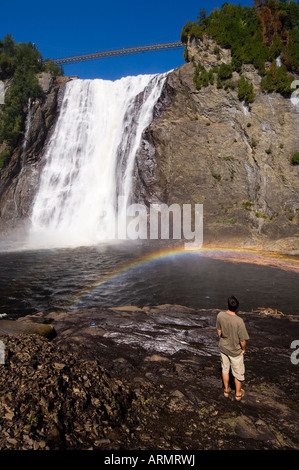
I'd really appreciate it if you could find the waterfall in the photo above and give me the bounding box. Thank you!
[28,73,167,249]
[23,97,32,151]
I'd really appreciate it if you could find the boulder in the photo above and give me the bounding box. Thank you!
[0,319,56,339]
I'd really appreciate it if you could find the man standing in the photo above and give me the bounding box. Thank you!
[216,296,249,401]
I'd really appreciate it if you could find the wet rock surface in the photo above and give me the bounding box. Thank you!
[1,304,299,450]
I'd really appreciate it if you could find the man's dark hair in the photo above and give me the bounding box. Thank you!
[228,295,239,312]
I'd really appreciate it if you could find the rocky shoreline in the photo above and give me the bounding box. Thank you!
[0,304,299,451]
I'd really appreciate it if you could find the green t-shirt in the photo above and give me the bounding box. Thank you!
[216,310,249,357]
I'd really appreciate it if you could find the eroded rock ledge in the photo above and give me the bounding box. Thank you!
[0,304,299,450]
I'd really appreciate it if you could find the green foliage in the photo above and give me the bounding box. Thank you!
[208,69,214,85]
[0,34,43,80]
[223,79,237,91]
[212,172,221,182]
[181,4,262,57]
[0,38,45,159]
[261,62,293,94]
[0,148,11,168]
[193,65,210,89]
[43,60,63,77]
[242,35,269,74]
[291,151,299,165]
[0,34,17,78]
[255,212,268,219]
[198,9,208,27]
[242,201,254,211]
[0,34,64,168]
[218,63,233,80]
[287,29,299,71]
[193,65,217,90]
[217,75,223,89]
[238,75,255,103]
[183,46,189,63]
[181,1,299,92]
[181,20,203,42]
[0,68,45,148]
[268,34,284,61]
[199,68,210,87]
[231,47,245,73]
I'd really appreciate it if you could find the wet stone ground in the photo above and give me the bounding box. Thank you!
[1,304,299,450]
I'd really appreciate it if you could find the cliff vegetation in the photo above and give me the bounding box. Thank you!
[135,1,299,252]
[0,34,63,169]
[181,0,299,96]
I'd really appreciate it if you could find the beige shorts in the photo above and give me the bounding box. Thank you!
[220,352,245,382]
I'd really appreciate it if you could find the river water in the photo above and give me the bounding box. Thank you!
[0,242,298,319]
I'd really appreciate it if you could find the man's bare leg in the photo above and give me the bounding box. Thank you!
[222,372,230,396]
[235,377,245,400]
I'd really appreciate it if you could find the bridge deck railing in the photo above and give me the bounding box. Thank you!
[50,42,184,65]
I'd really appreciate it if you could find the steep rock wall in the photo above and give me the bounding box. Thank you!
[134,40,299,253]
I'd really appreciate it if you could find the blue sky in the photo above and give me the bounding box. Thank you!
[1,0,253,80]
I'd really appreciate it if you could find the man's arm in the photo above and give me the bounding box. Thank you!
[217,329,222,338]
[240,340,246,354]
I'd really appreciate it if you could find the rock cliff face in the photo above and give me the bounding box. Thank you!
[0,73,71,237]
[134,36,299,253]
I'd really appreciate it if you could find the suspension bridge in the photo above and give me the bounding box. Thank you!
[52,41,184,65]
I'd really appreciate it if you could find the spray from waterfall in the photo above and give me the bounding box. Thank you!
[28,73,167,249]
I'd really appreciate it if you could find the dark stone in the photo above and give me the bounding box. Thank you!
[0,319,56,339]
[1,305,297,450]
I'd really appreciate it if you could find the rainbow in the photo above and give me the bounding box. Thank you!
[68,245,299,310]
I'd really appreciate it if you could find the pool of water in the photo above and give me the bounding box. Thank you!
[0,243,298,319]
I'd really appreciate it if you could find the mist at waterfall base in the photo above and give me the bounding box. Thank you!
[1,73,299,319]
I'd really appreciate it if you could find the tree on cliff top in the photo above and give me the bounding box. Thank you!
[0,35,64,169]
[181,1,299,76]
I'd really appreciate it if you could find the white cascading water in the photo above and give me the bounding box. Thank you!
[23,97,32,151]
[28,73,167,248]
